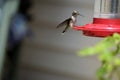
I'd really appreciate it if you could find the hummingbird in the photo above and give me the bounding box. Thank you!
[57,10,82,34]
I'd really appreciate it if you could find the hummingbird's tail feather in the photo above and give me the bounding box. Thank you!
[62,30,66,34]
[62,26,69,34]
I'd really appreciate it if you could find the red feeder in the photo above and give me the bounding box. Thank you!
[73,0,120,37]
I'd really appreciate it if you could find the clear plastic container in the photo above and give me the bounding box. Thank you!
[94,0,120,18]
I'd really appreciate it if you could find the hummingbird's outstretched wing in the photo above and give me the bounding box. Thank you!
[56,18,71,28]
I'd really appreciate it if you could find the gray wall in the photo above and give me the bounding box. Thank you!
[17,0,103,80]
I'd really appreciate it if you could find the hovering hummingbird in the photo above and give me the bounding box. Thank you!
[57,10,82,34]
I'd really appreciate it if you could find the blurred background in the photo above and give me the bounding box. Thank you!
[0,0,104,80]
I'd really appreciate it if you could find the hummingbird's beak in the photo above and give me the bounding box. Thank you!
[78,13,84,17]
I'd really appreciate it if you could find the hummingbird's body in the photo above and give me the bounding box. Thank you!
[57,11,80,34]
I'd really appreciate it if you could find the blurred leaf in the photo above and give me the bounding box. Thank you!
[96,37,115,50]
[107,64,113,72]
[78,33,120,80]
[114,58,120,66]
[116,44,120,53]
[99,52,113,62]
[78,33,120,57]
[113,33,120,40]
[78,47,98,56]
[112,33,120,46]
[97,66,107,79]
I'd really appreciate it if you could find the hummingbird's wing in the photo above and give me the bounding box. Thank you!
[56,18,71,28]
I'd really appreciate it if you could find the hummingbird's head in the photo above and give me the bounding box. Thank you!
[72,10,80,17]
[72,10,84,17]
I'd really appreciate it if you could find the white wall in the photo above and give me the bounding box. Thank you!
[17,0,103,80]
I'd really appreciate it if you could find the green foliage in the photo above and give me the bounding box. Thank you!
[78,33,120,80]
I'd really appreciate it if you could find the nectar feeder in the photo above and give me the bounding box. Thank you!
[73,0,120,37]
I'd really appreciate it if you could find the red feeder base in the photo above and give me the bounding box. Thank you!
[73,18,120,37]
